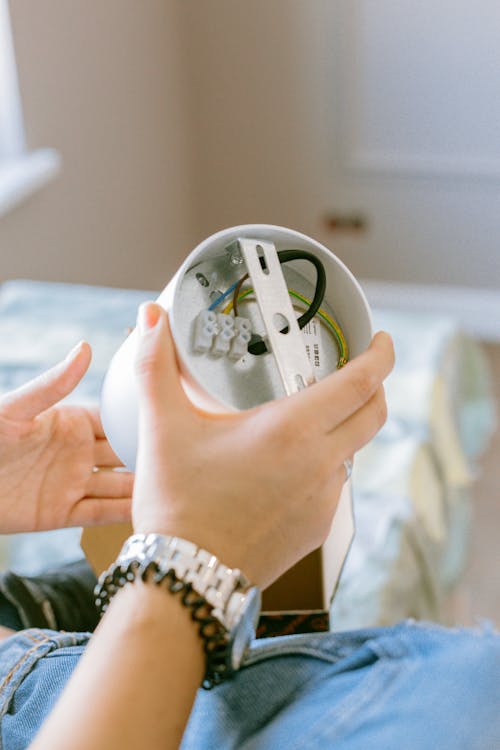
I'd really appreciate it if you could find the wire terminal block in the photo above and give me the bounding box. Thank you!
[193,309,217,353]
[229,316,252,360]
[212,313,236,356]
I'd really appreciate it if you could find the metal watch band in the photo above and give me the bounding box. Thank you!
[94,533,259,689]
[115,533,252,630]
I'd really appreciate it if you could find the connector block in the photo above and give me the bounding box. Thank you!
[229,317,252,360]
[234,317,251,335]
[193,311,252,361]
[212,314,235,355]
[193,309,217,352]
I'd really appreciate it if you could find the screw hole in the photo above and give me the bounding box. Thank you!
[273,313,289,334]
[295,374,306,391]
[257,245,270,275]
[195,272,209,287]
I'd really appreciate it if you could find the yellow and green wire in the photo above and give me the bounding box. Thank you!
[222,287,349,368]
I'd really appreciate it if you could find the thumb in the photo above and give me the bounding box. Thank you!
[134,303,187,429]
[0,341,92,421]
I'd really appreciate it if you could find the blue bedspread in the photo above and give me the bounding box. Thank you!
[0,280,496,627]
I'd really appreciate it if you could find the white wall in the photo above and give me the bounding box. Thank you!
[178,1,500,290]
[178,1,327,243]
[2,1,499,292]
[0,0,197,289]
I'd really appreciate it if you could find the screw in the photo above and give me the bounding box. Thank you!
[225,241,244,266]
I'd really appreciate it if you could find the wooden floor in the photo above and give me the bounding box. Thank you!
[461,343,500,626]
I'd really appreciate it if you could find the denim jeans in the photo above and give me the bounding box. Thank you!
[0,622,498,750]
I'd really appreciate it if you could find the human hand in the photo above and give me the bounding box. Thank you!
[132,304,394,588]
[0,342,133,534]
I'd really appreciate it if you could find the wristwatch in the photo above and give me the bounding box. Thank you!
[95,533,261,685]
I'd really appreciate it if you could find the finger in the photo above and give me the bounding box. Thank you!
[68,497,132,527]
[94,439,125,468]
[134,303,190,429]
[286,331,394,433]
[85,469,134,499]
[0,342,92,421]
[326,386,388,464]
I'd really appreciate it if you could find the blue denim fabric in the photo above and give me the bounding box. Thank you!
[0,622,498,750]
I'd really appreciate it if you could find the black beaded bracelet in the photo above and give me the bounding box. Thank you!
[94,559,231,690]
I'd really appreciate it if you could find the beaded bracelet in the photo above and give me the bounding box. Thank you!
[94,558,231,689]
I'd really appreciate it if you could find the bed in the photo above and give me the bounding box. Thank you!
[0,280,495,628]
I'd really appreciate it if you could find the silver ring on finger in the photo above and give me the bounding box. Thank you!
[343,458,353,483]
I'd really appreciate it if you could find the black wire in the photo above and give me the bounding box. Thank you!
[248,249,327,355]
[277,250,326,328]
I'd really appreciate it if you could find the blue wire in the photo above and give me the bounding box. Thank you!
[208,281,240,311]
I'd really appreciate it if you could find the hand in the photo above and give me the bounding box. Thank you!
[132,303,394,588]
[0,342,133,534]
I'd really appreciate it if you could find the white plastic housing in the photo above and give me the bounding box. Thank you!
[101,224,373,473]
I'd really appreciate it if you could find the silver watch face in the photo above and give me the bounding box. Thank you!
[230,587,261,670]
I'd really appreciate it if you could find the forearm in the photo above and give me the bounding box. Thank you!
[30,581,204,750]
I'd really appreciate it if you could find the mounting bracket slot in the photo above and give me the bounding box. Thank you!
[238,238,315,395]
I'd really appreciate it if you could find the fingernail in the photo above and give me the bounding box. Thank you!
[138,303,161,334]
[65,341,84,362]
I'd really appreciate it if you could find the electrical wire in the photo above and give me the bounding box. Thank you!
[288,289,348,367]
[223,287,349,368]
[207,248,346,361]
[209,250,326,328]
[233,249,326,354]
[276,250,326,331]
[208,280,240,311]
[232,274,249,317]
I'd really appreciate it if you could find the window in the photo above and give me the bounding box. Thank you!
[0,0,25,161]
[0,0,60,215]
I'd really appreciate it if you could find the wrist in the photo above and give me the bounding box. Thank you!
[133,516,258,585]
[105,578,204,664]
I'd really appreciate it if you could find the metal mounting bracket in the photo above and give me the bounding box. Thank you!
[238,237,315,395]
